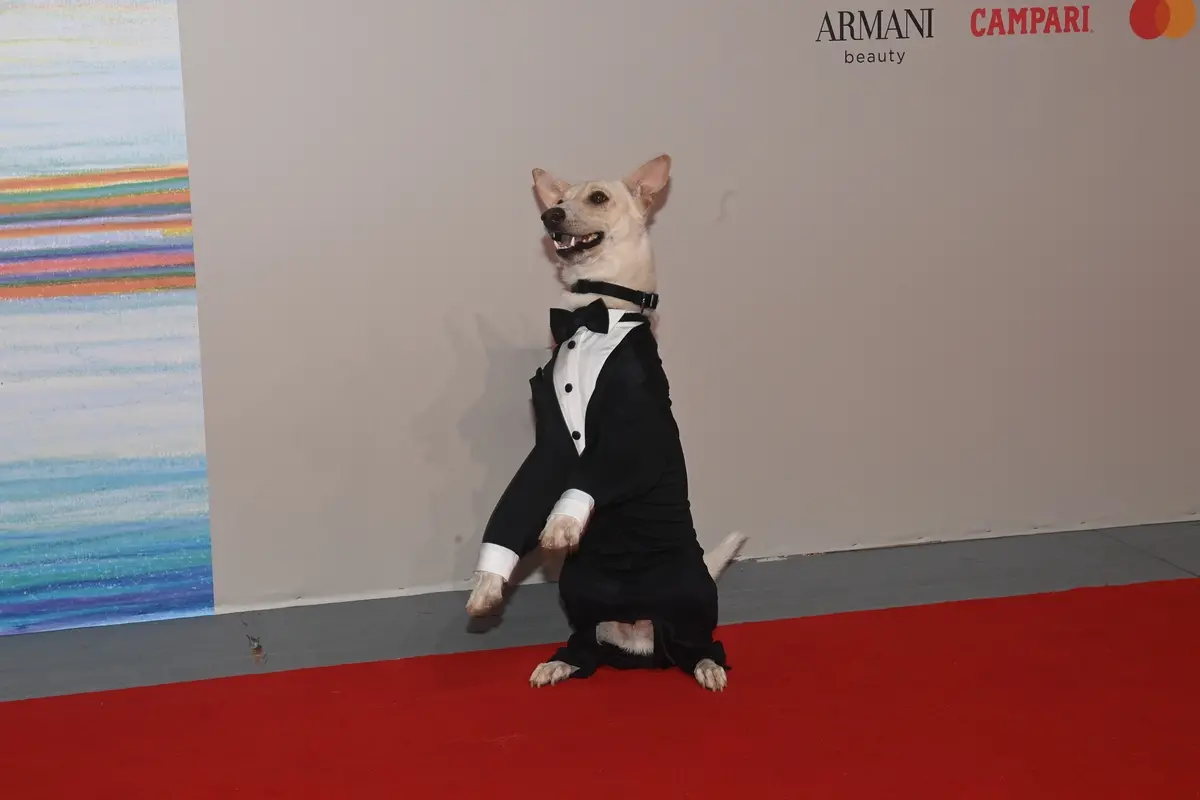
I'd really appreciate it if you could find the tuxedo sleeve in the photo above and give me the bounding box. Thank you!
[477,443,568,580]
[562,366,669,513]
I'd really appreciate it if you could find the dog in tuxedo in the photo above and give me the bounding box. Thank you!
[465,154,746,692]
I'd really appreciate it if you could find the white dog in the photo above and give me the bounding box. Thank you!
[467,155,746,692]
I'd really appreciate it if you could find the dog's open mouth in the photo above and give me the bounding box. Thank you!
[550,231,604,255]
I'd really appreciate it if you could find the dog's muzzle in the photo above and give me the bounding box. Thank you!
[541,207,604,256]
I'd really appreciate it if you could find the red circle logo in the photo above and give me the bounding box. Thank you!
[1130,0,1196,39]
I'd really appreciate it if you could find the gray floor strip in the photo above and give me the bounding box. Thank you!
[1,522,1196,703]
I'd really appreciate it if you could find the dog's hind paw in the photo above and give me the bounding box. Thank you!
[465,571,505,617]
[693,659,728,692]
[529,660,578,688]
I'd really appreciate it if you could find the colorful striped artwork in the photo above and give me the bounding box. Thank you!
[0,0,212,635]
[0,166,195,299]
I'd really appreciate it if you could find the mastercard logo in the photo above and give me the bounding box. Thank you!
[1130,0,1196,39]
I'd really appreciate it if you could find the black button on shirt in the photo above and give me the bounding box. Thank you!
[572,431,581,440]
[564,383,573,393]
[567,341,576,349]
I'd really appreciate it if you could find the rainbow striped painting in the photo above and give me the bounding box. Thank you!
[0,166,195,298]
[0,0,212,635]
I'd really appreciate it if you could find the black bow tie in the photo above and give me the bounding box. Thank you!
[550,299,610,345]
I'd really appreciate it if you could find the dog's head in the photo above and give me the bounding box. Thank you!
[531,155,671,299]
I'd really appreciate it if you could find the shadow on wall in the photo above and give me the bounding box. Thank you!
[409,315,555,595]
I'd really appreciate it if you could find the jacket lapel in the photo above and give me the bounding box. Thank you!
[582,326,638,435]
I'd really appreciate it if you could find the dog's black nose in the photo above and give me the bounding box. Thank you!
[541,207,566,228]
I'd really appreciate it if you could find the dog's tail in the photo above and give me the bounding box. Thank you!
[703,531,748,580]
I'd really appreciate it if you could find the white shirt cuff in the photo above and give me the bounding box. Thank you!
[475,543,518,582]
[549,488,595,528]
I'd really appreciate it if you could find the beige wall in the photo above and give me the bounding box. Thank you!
[178,0,1200,612]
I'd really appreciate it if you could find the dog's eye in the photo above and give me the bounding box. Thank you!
[588,191,609,205]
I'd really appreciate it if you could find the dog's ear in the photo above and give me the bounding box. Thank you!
[622,154,672,210]
[532,169,570,209]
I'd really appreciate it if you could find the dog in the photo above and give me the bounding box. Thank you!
[466,154,745,692]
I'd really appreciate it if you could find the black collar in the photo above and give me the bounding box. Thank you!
[569,279,659,311]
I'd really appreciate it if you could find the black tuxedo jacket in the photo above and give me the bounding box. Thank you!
[480,323,700,569]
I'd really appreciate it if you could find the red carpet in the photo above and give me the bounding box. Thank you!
[2,580,1197,799]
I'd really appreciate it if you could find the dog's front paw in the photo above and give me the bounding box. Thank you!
[693,658,728,692]
[465,571,505,617]
[538,514,582,552]
[529,660,578,688]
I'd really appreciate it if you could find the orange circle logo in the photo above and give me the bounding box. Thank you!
[1130,0,1196,39]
